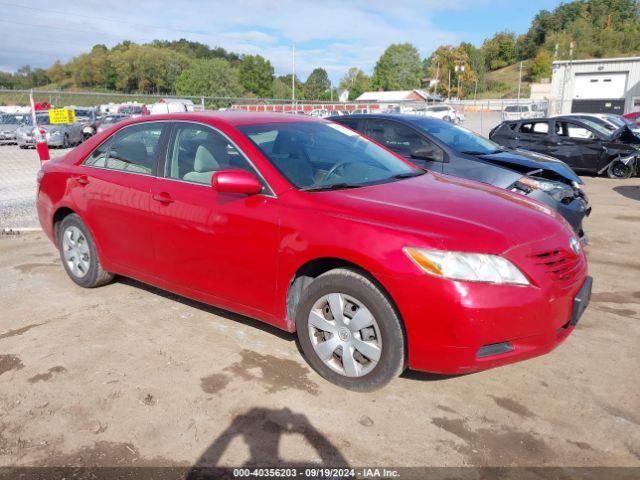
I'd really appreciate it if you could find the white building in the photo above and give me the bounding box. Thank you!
[550,56,640,115]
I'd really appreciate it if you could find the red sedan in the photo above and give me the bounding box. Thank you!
[36,113,591,391]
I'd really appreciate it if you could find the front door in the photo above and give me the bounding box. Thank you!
[150,122,280,317]
[549,120,604,172]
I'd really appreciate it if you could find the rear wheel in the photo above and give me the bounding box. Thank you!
[607,160,632,179]
[58,214,114,288]
[295,268,405,391]
[443,115,452,122]
[62,134,70,149]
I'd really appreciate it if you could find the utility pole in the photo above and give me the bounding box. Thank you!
[517,61,523,106]
[292,45,296,110]
[474,78,478,105]
[447,70,451,101]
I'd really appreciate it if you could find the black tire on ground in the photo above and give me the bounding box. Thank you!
[58,213,114,288]
[19,145,26,149]
[63,134,70,149]
[443,115,452,122]
[606,160,633,179]
[295,268,406,391]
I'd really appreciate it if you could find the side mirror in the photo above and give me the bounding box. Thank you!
[411,146,444,162]
[211,169,262,195]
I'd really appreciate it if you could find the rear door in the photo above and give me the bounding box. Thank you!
[78,121,168,273]
[514,120,555,152]
[150,121,280,316]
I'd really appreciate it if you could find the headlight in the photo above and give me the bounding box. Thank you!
[403,247,530,285]
[514,176,575,202]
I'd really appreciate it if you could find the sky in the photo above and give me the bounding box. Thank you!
[0,0,564,83]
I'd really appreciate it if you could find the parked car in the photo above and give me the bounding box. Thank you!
[117,103,149,117]
[69,107,100,139]
[418,105,465,124]
[0,113,30,144]
[16,112,84,148]
[501,104,545,121]
[561,113,640,136]
[96,114,131,134]
[623,111,640,126]
[490,116,640,178]
[330,114,590,241]
[37,112,591,391]
[309,109,329,118]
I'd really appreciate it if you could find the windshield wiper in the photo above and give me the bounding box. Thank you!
[392,170,425,179]
[300,182,363,192]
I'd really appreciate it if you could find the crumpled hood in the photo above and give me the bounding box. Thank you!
[314,173,570,254]
[477,149,582,185]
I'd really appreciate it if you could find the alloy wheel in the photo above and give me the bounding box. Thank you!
[62,226,90,278]
[308,292,382,378]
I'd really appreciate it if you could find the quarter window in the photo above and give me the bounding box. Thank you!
[556,122,594,140]
[84,123,163,174]
[166,123,257,185]
[520,122,549,134]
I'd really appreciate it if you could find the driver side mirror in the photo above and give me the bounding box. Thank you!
[411,146,444,162]
[211,169,262,195]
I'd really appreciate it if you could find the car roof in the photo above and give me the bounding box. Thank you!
[109,111,325,129]
[328,113,449,126]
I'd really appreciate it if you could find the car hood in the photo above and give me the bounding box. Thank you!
[0,123,19,132]
[312,173,570,254]
[476,149,583,185]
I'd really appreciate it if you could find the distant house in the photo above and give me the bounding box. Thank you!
[355,89,438,103]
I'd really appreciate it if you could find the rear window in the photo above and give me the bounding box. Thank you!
[504,106,528,112]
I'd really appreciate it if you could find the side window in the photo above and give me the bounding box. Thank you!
[520,122,549,134]
[84,123,163,174]
[557,122,594,140]
[166,123,257,185]
[334,118,360,130]
[365,120,436,158]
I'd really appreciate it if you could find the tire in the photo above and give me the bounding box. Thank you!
[606,160,633,179]
[443,115,452,123]
[295,268,405,391]
[58,214,114,288]
[62,134,70,149]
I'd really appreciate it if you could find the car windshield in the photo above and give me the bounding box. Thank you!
[577,118,614,139]
[238,121,421,190]
[414,119,502,155]
[0,114,28,124]
[103,115,125,124]
[119,106,142,114]
[505,106,527,112]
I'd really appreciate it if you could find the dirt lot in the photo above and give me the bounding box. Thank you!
[0,177,639,472]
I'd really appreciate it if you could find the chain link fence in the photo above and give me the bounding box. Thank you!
[0,89,551,230]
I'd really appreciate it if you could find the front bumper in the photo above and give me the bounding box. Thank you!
[380,232,589,374]
[0,132,17,143]
[528,190,591,241]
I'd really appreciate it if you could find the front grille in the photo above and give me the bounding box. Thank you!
[530,249,584,286]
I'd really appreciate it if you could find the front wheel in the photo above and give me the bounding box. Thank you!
[295,268,405,391]
[58,214,114,288]
[607,160,632,179]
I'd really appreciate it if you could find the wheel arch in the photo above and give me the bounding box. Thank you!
[284,256,405,340]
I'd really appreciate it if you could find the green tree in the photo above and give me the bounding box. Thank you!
[372,43,422,90]
[46,61,67,85]
[304,68,331,100]
[339,67,370,100]
[175,58,244,97]
[481,32,517,70]
[239,55,274,97]
[529,50,553,81]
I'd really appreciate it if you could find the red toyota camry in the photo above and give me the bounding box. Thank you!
[36,112,592,391]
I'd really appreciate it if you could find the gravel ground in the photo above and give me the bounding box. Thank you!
[0,177,639,473]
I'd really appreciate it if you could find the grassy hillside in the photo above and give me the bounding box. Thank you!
[477,61,532,99]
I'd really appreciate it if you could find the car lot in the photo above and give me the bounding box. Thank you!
[0,175,639,468]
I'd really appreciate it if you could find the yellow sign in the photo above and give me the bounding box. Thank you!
[48,108,76,124]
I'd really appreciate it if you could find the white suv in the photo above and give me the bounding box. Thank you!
[502,104,545,121]
[418,105,465,123]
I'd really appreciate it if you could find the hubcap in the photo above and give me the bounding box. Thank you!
[308,293,382,378]
[62,226,90,278]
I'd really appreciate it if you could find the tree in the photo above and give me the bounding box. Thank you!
[481,32,517,70]
[339,68,370,100]
[529,50,553,81]
[239,55,274,97]
[371,43,422,90]
[46,61,67,85]
[304,68,330,100]
[175,58,244,97]
[426,45,475,98]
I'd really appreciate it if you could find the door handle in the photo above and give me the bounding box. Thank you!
[74,175,89,186]
[152,192,174,204]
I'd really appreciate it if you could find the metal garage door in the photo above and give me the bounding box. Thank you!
[571,99,626,114]
[573,72,628,99]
